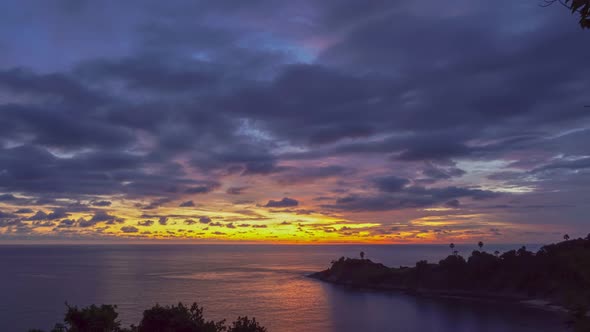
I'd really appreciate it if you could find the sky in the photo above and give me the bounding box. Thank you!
[0,0,589,244]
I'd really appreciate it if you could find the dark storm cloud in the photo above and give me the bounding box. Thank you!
[0,103,134,150]
[27,209,68,221]
[190,144,287,176]
[91,200,112,207]
[89,211,123,224]
[226,187,248,195]
[445,199,461,208]
[137,198,173,210]
[185,182,219,194]
[121,226,139,233]
[0,0,588,239]
[89,211,114,222]
[158,217,168,225]
[373,176,410,193]
[219,63,393,146]
[76,56,218,93]
[0,67,107,107]
[138,220,155,227]
[32,220,55,227]
[78,218,97,228]
[0,194,17,201]
[0,145,215,198]
[264,197,299,208]
[58,219,76,227]
[532,157,590,173]
[179,200,195,207]
[63,202,94,213]
[422,163,466,180]
[0,218,25,227]
[275,166,354,184]
[184,219,197,225]
[47,209,69,220]
[0,210,18,220]
[327,185,499,212]
[317,4,590,132]
[26,211,48,221]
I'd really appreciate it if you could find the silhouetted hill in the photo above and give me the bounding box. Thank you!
[310,236,590,307]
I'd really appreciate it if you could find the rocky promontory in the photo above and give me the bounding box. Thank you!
[310,236,590,308]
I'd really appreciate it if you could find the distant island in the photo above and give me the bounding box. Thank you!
[310,235,590,331]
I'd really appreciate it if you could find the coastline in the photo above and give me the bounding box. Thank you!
[308,272,569,313]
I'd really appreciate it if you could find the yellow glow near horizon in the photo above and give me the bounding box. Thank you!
[0,193,568,244]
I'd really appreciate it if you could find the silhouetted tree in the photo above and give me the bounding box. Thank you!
[439,254,467,270]
[32,302,267,332]
[228,317,267,332]
[138,302,223,332]
[564,234,571,241]
[312,235,590,332]
[62,304,121,332]
[566,295,590,332]
[449,243,455,255]
[544,0,590,28]
[517,246,533,258]
[360,251,365,260]
[415,260,430,278]
[477,241,484,251]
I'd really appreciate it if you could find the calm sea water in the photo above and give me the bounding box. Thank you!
[0,244,567,332]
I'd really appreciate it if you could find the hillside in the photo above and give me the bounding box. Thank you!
[311,236,590,312]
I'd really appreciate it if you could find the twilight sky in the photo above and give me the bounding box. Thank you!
[0,0,589,243]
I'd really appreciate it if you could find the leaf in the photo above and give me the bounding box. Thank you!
[572,0,586,13]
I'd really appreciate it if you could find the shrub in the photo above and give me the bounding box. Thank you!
[31,302,267,332]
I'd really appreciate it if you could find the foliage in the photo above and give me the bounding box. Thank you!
[545,0,590,28]
[62,304,121,332]
[567,0,590,27]
[315,235,590,330]
[477,241,484,250]
[138,302,224,332]
[566,292,590,332]
[31,302,266,332]
[227,317,267,332]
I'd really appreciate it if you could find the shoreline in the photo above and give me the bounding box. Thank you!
[307,272,569,315]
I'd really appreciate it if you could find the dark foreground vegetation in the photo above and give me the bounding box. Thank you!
[545,0,590,28]
[29,302,266,332]
[311,235,590,331]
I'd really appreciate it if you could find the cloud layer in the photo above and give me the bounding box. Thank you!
[0,0,589,243]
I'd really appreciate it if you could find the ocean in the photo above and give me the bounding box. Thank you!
[0,244,567,332]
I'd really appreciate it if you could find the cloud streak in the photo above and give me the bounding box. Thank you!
[0,0,588,243]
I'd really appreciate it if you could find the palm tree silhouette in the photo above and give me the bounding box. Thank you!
[449,243,455,255]
[360,251,365,260]
[564,234,570,241]
[478,241,484,251]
